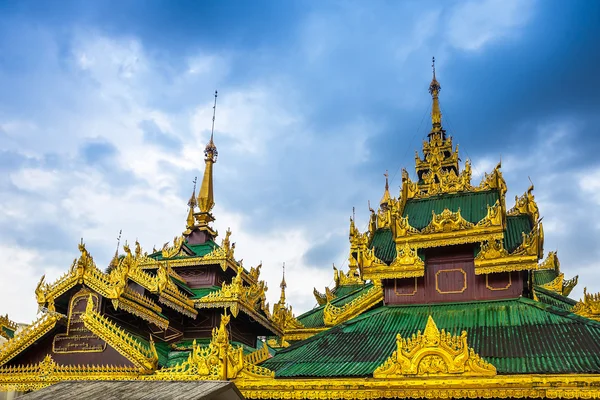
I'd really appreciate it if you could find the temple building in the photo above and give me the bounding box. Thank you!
[2,66,600,399]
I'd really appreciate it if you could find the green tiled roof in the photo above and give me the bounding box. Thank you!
[262,298,600,377]
[333,284,364,298]
[403,190,500,229]
[534,286,577,311]
[370,229,396,263]
[150,240,218,261]
[505,215,532,252]
[297,284,373,328]
[533,268,558,286]
[190,285,221,300]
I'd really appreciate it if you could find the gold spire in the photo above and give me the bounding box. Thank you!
[107,230,122,272]
[195,91,219,236]
[380,170,391,206]
[279,263,287,305]
[185,177,197,232]
[197,91,218,213]
[429,56,442,133]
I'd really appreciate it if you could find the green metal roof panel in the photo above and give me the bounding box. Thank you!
[534,286,577,311]
[333,284,364,298]
[403,190,500,229]
[185,240,218,257]
[533,269,558,286]
[370,229,396,263]
[190,285,221,300]
[262,298,600,377]
[297,284,373,328]
[505,215,532,252]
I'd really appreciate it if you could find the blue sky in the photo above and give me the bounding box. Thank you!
[0,0,599,321]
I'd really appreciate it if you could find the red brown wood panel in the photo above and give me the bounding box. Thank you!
[385,245,524,304]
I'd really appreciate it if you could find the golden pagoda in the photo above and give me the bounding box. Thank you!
[2,66,600,399]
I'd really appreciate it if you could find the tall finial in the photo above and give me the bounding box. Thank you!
[279,263,287,304]
[429,56,442,134]
[210,90,218,143]
[352,206,356,221]
[380,170,391,206]
[185,177,198,232]
[198,91,219,216]
[107,229,122,272]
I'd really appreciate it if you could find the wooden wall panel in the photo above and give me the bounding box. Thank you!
[385,245,524,305]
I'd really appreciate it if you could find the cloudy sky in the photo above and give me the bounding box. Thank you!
[0,0,599,323]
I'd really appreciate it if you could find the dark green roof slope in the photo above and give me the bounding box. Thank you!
[262,298,600,377]
[403,190,499,229]
[534,286,577,311]
[505,215,532,252]
[190,285,221,300]
[333,284,364,298]
[150,240,218,261]
[533,268,558,286]
[297,284,373,328]
[370,229,396,263]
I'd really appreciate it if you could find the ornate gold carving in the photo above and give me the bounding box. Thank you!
[0,354,140,393]
[323,284,383,327]
[197,267,277,335]
[154,314,274,381]
[161,236,185,259]
[334,263,363,287]
[540,273,565,293]
[573,288,600,321]
[0,315,17,340]
[80,295,158,373]
[235,375,600,400]
[435,269,467,294]
[390,243,425,278]
[474,227,544,275]
[422,208,474,234]
[244,342,271,365]
[373,316,496,378]
[508,183,539,223]
[0,312,63,367]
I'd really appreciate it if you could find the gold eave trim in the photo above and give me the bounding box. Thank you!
[195,300,283,337]
[81,301,158,373]
[474,256,539,275]
[362,266,424,280]
[396,229,503,250]
[0,313,63,367]
[234,374,600,400]
[323,286,383,327]
[283,327,328,342]
[115,297,169,331]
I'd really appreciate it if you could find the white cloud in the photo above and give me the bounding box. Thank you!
[447,0,536,51]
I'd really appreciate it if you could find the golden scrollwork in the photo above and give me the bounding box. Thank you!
[572,288,600,321]
[323,284,383,326]
[373,316,496,378]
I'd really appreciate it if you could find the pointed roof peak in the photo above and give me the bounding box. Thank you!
[380,170,391,206]
[428,57,442,134]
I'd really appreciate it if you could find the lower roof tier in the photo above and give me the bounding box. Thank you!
[262,297,600,377]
